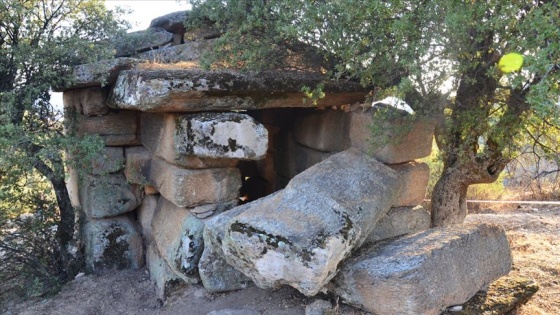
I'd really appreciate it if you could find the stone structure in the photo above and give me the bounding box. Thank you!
[61,11,512,314]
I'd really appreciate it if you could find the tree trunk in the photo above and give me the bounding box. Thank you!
[430,168,469,227]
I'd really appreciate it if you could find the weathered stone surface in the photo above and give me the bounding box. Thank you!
[124,146,152,185]
[141,113,239,168]
[87,147,124,175]
[275,132,334,179]
[75,111,140,146]
[199,204,253,293]
[176,112,268,160]
[83,215,144,273]
[67,168,81,208]
[115,28,173,57]
[138,194,159,244]
[149,11,188,33]
[293,110,350,152]
[63,87,110,116]
[350,107,435,164]
[109,69,369,112]
[333,223,512,315]
[206,310,259,315]
[221,149,403,296]
[146,243,186,300]
[152,197,205,283]
[80,173,143,219]
[137,40,213,63]
[441,275,539,315]
[388,161,430,207]
[59,58,141,90]
[305,300,334,315]
[149,157,241,208]
[189,200,238,220]
[364,206,431,245]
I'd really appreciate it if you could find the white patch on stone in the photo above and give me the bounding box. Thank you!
[180,234,195,270]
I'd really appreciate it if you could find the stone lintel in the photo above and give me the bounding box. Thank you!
[108,69,369,112]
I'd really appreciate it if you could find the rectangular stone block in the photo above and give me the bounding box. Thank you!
[83,215,144,273]
[333,223,512,315]
[388,161,430,207]
[138,194,159,245]
[151,197,204,283]
[275,131,334,179]
[364,206,431,245]
[146,243,186,300]
[75,111,140,146]
[141,113,239,169]
[124,146,152,185]
[176,112,268,160]
[293,109,351,152]
[350,107,435,164]
[63,87,110,117]
[79,173,143,219]
[149,157,241,208]
[87,147,124,175]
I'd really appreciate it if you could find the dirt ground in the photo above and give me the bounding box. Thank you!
[4,205,559,315]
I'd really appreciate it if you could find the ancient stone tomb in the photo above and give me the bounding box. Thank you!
[63,11,512,315]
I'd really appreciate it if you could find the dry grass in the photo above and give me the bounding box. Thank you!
[137,61,202,70]
[466,205,560,315]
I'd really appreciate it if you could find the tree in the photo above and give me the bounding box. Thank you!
[0,0,127,293]
[186,0,560,226]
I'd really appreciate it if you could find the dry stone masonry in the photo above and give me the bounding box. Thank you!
[62,11,513,314]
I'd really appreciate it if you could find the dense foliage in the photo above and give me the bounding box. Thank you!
[187,0,560,225]
[0,0,127,302]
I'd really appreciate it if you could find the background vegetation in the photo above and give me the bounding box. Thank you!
[0,0,127,304]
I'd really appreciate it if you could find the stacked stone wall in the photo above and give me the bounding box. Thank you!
[60,10,513,313]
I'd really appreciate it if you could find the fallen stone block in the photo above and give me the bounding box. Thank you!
[350,107,435,164]
[199,202,256,293]
[63,87,110,116]
[332,223,512,315]
[388,161,430,207]
[80,173,143,219]
[293,109,351,152]
[364,205,431,245]
[146,243,186,300]
[83,215,144,273]
[222,149,403,296]
[152,197,205,283]
[124,146,152,185]
[149,157,240,208]
[141,113,240,169]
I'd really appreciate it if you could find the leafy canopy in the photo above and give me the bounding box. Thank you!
[187,0,559,167]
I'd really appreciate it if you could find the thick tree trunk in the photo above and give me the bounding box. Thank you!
[430,170,469,227]
[431,158,508,227]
